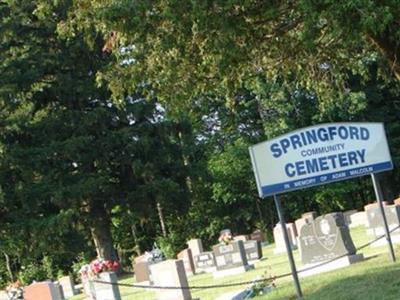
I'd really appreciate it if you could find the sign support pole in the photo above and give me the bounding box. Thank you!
[273,194,303,298]
[371,173,396,262]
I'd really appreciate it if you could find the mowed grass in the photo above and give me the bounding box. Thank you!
[71,226,400,300]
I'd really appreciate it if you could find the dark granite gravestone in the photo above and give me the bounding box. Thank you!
[177,248,195,276]
[212,240,253,278]
[299,213,357,264]
[243,240,262,261]
[250,230,266,243]
[193,252,216,273]
[298,212,364,276]
[134,261,151,283]
[212,241,248,271]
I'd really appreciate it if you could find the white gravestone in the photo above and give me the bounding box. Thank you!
[150,260,192,300]
[58,276,77,299]
[187,239,204,257]
[92,272,121,300]
[273,223,297,254]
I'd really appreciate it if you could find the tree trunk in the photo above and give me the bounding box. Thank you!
[367,33,400,81]
[89,203,118,261]
[156,201,167,237]
[3,252,14,282]
[131,224,142,256]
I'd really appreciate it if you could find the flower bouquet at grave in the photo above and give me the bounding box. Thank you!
[89,258,120,277]
[218,231,233,245]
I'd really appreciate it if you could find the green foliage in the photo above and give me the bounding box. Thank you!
[18,256,56,285]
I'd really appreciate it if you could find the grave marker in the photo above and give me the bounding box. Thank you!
[150,260,192,300]
[298,213,363,276]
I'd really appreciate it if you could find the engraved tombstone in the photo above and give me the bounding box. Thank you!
[298,213,363,276]
[177,248,195,276]
[212,240,253,278]
[250,230,266,243]
[243,240,262,262]
[150,260,192,300]
[193,252,216,273]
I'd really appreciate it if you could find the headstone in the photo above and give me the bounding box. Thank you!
[349,211,367,228]
[0,291,7,300]
[298,213,363,277]
[243,240,262,262]
[0,291,8,300]
[343,210,357,226]
[92,272,121,300]
[233,235,249,242]
[81,276,94,299]
[53,282,65,300]
[212,240,253,278]
[365,201,389,234]
[394,197,400,206]
[302,211,317,220]
[134,254,148,264]
[24,282,61,300]
[273,223,297,254]
[295,212,317,242]
[58,275,77,298]
[187,239,203,257]
[366,204,400,246]
[134,261,151,283]
[250,230,266,243]
[150,259,192,300]
[177,248,195,276]
[193,252,216,273]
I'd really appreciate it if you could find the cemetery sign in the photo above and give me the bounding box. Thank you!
[249,122,393,198]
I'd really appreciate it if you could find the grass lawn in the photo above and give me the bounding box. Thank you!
[71,226,400,300]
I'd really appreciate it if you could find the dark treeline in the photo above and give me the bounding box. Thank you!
[0,1,399,287]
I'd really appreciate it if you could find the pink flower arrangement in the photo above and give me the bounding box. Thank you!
[90,258,120,275]
[79,258,120,279]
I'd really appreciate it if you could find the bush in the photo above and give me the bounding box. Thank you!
[156,232,185,259]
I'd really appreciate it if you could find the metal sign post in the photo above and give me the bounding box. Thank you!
[274,194,303,298]
[371,173,396,262]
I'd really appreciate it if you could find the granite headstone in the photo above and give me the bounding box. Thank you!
[177,248,195,276]
[299,213,357,264]
[193,252,216,273]
[243,240,262,261]
[150,259,192,300]
[24,282,61,300]
[58,275,77,299]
